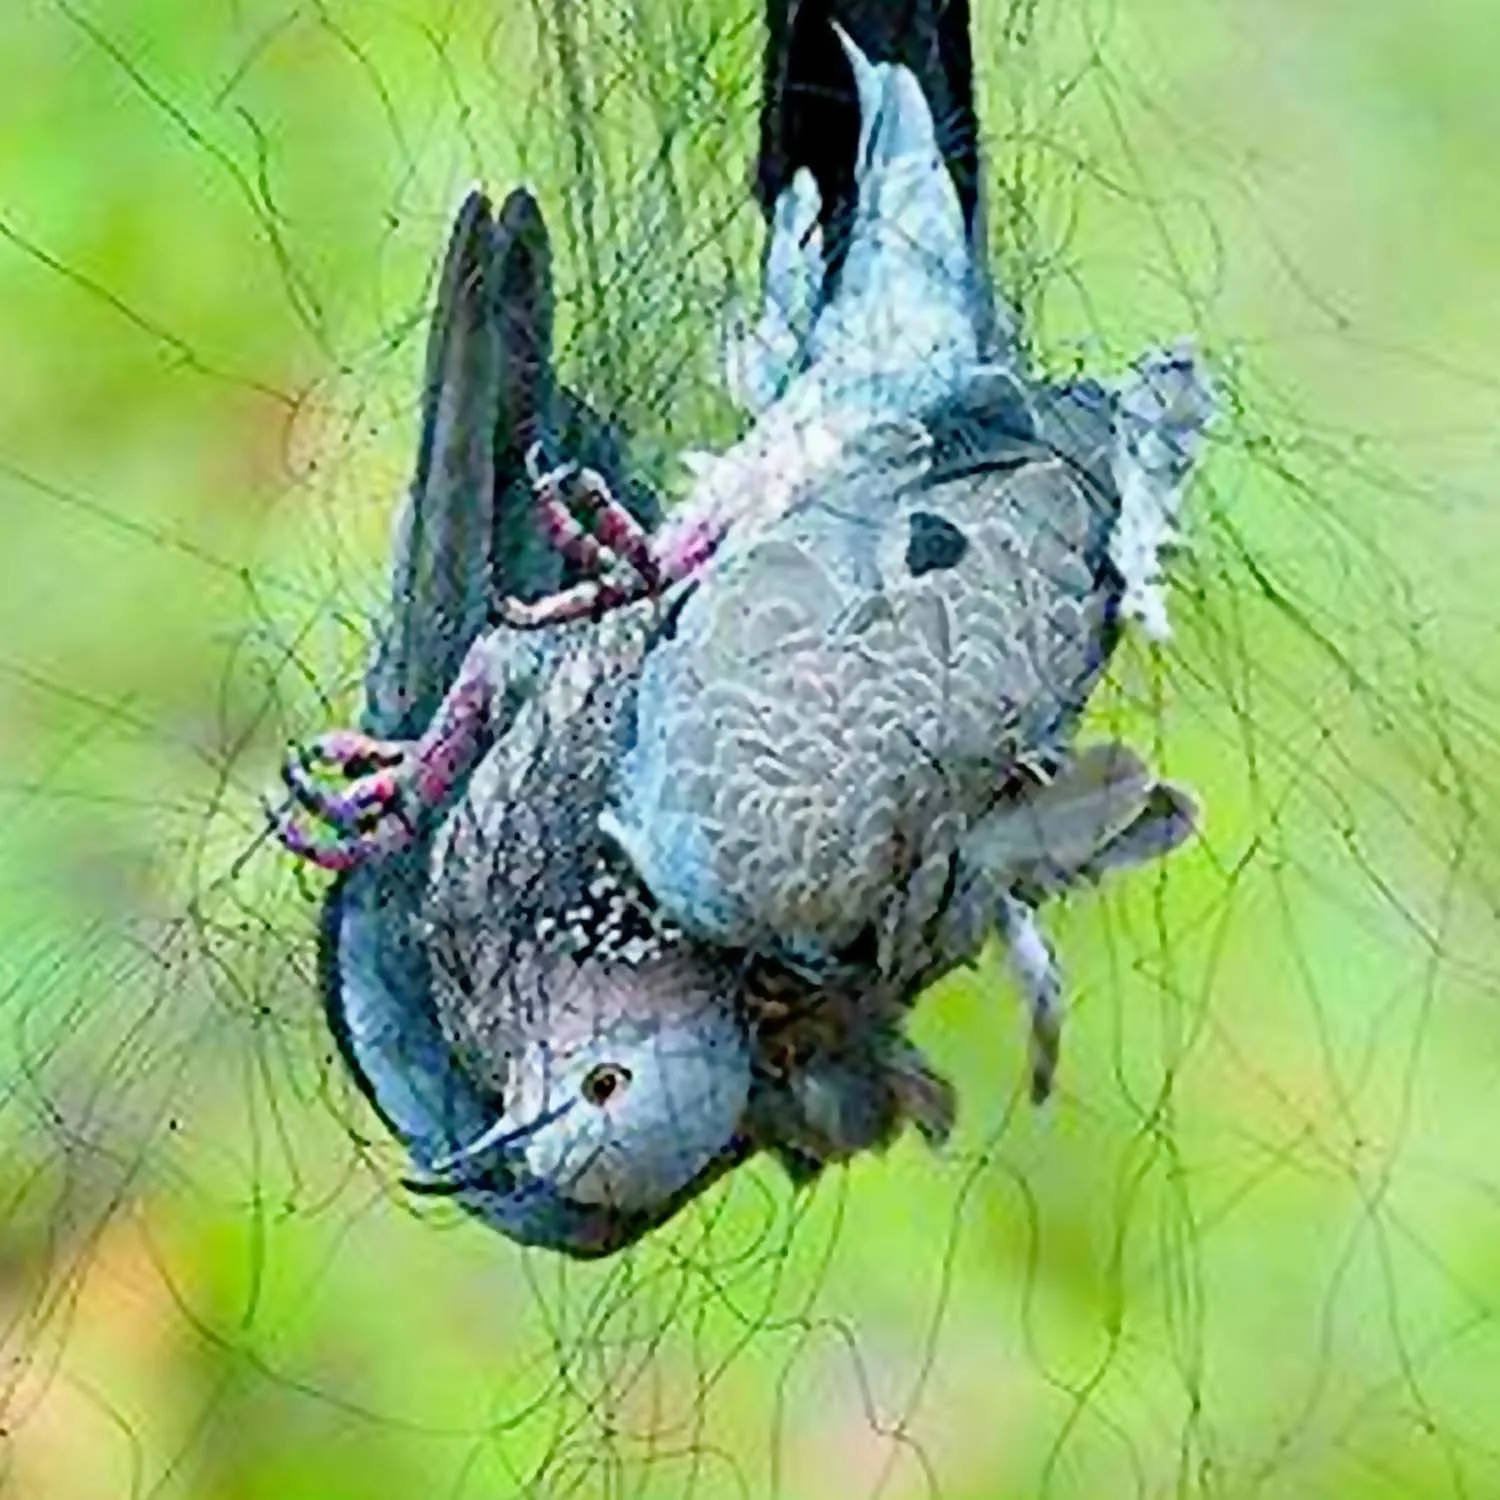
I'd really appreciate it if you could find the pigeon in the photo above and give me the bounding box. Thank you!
[276,24,1213,1257]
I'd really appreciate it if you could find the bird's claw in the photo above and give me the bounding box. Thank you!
[501,444,705,630]
[522,439,573,494]
[280,733,405,824]
[270,730,420,871]
[267,799,415,872]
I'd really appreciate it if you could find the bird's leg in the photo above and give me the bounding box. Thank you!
[996,894,1063,1105]
[496,576,653,629]
[272,632,506,871]
[651,507,730,583]
[495,447,662,629]
[499,445,730,629]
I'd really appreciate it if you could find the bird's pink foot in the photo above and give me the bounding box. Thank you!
[272,731,422,871]
[500,445,727,629]
[525,445,661,584]
[272,634,500,871]
[496,572,660,629]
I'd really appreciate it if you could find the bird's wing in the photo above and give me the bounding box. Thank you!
[326,191,511,1175]
[607,369,1127,969]
[728,25,995,427]
[609,22,1212,977]
[960,743,1197,900]
[753,0,992,343]
[320,190,663,1248]
[361,190,501,742]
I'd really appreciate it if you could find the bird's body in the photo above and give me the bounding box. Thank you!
[280,22,1214,1256]
[607,375,1124,977]
[411,566,964,1215]
[593,32,1210,981]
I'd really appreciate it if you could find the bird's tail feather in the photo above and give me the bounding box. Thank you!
[727,28,997,420]
[962,743,1198,900]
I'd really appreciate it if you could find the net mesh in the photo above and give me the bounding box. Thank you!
[1,1,1497,1495]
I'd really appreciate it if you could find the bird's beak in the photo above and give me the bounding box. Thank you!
[404,1131,757,1260]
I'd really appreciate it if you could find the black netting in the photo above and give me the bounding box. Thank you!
[1,2,1496,1496]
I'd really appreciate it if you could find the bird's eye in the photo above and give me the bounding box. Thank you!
[580,1063,632,1107]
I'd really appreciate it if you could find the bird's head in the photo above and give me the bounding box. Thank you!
[416,991,753,1255]
[405,896,758,1255]
[331,860,959,1257]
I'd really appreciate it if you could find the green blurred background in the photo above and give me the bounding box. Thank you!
[1,1,1498,1496]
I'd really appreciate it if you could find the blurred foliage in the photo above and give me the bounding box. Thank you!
[1,1,1498,1497]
